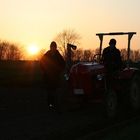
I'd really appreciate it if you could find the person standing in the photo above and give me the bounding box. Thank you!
[102,38,122,73]
[40,41,65,111]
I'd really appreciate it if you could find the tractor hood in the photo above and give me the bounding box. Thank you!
[68,62,105,95]
[70,62,105,75]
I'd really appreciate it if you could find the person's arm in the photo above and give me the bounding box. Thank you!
[115,49,123,69]
[101,48,106,63]
[40,53,49,72]
[56,51,66,71]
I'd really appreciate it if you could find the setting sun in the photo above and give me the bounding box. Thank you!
[27,44,39,55]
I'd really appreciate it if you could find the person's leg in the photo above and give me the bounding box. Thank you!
[47,89,55,105]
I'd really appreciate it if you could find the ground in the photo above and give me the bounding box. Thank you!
[0,87,103,140]
[0,60,140,140]
[0,87,140,140]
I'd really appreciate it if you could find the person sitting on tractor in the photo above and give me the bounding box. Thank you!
[102,38,122,73]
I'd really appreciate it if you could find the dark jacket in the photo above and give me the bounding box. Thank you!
[40,50,65,88]
[102,46,122,72]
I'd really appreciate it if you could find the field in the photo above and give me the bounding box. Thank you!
[0,60,140,87]
[1,60,140,139]
[0,60,77,113]
[0,60,43,87]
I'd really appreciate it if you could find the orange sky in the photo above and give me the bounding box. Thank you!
[0,0,140,57]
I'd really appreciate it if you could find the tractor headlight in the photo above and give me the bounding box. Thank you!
[64,74,69,80]
[97,74,103,81]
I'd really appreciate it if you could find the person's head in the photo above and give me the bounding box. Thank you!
[50,41,57,52]
[109,38,116,47]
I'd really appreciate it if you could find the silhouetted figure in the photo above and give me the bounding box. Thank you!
[102,38,122,73]
[102,39,122,89]
[40,41,65,111]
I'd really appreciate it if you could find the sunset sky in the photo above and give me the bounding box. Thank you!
[0,0,140,55]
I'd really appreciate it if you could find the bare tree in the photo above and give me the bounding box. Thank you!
[54,29,81,58]
[120,48,140,62]
[0,41,8,60]
[73,48,83,62]
[0,40,23,60]
[120,49,127,61]
[133,50,140,61]
[83,50,93,61]
[6,43,23,60]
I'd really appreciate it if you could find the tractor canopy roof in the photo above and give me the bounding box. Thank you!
[96,32,136,63]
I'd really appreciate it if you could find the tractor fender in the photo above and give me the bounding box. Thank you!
[129,68,140,80]
[120,67,140,80]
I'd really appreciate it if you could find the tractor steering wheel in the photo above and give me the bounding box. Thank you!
[93,53,102,63]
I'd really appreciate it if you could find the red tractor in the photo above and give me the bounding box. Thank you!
[67,32,140,117]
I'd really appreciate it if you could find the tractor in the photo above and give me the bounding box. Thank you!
[67,32,140,117]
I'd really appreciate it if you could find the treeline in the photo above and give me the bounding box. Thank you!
[72,48,140,62]
[0,40,23,60]
[0,39,140,62]
[120,49,140,61]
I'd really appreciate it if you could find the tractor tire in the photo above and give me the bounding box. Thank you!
[129,75,140,110]
[104,89,118,118]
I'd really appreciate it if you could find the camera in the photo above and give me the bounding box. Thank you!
[67,43,77,50]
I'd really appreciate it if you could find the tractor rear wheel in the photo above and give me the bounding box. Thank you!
[105,89,118,118]
[129,75,140,110]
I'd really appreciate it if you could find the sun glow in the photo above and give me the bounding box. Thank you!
[27,43,39,55]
